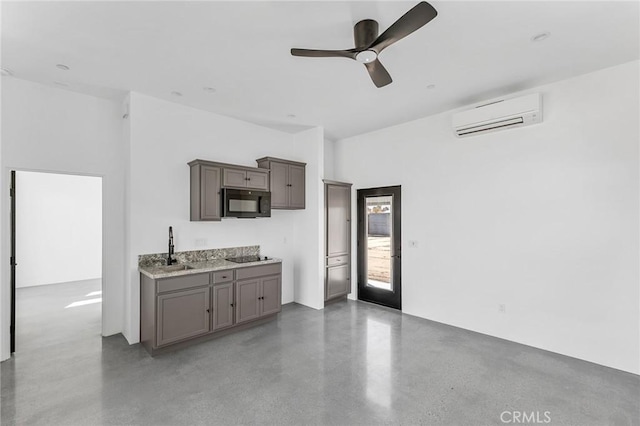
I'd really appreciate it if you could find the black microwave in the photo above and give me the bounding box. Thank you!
[221,188,271,218]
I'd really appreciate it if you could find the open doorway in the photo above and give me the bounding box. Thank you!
[10,171,102,354]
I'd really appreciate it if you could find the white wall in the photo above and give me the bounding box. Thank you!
[16,171,102,287]
[1,78,126,360]
[334,61,640,374]
[124,93,324,343]
[324,139,335,180]
[292,128,325,309]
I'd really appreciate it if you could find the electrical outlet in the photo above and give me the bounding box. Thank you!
[499,304,506,313]
[408,240,419,248]
[195,238,207,247]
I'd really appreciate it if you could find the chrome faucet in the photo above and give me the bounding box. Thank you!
[167,226,175,265]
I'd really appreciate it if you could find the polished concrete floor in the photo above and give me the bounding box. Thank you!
[1,281,638,425]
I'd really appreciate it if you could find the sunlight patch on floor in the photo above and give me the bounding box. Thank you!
[65,298,102,309]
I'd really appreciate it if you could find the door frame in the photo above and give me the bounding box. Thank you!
[10,171,16,353]
[6,168,105,356]
[357,186,402,310]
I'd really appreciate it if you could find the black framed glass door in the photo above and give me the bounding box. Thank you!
[357,186,401,310]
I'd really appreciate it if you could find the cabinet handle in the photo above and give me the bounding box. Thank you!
[230,303,234,307]
[206,309,210,313]
[336,259,341,262]
[222,275,227,279]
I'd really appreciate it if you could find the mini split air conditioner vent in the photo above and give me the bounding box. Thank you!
[452,93,542,137]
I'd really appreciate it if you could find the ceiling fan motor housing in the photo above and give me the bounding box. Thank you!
[354,19,379,49]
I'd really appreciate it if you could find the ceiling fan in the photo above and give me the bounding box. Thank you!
[290,1,438,88]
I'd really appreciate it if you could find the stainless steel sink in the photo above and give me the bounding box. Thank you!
[158,264,194,272]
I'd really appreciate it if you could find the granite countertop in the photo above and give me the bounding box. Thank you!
[139,257,282,280]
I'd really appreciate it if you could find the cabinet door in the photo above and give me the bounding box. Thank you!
[326,264,350,300]
[261,275,282,316]
[327,184,350,256]
[288,165,306,209]
[223,168,247,188]
[246,170,269,191]
[212,283,235,331]
[157,287,210,347]
[235,279,260,324]
[200,166,221,220]
[289,164,304,209]
[269,162,289,208]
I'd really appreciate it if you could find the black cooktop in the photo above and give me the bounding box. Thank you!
[226,255,271,264]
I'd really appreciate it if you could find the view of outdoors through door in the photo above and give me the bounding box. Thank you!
[366,196,393,291]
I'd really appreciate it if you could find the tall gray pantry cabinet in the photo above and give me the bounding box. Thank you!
[324,181,352,303]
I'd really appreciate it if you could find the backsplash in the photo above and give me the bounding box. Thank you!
[138,245,260,267]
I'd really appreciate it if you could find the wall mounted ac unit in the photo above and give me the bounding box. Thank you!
[452,93,542,137]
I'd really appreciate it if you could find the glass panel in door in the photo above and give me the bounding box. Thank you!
[365,196,393,291]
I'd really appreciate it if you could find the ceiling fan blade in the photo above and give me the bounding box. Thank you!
[364,59,392,88]
[369,1,437,53]
[291,48,357,60]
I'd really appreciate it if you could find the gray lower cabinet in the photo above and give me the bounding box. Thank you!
[236,279,261,324]
[157,286,211,347]
[212,282,235,331]
[261,275,282,316]
[326,264,349,300]
[236,267,282,324]
[140,263,282,355]
[256,157,306,209]
[324,181,352,303]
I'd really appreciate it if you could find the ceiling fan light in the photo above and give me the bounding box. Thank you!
[355,50,378,64]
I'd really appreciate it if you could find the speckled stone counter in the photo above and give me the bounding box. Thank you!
[138,245,260,268]
[138,245,282,279]
[139,257,282,280]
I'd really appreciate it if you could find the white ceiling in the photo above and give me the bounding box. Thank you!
[2,1,638,140]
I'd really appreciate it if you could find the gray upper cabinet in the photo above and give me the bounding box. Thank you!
[222,168,269,191]
[324,180,352,303]
[189,161,221,221]
[223,168,247,188]
[256,157,306,209]
[189,159,269,221]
